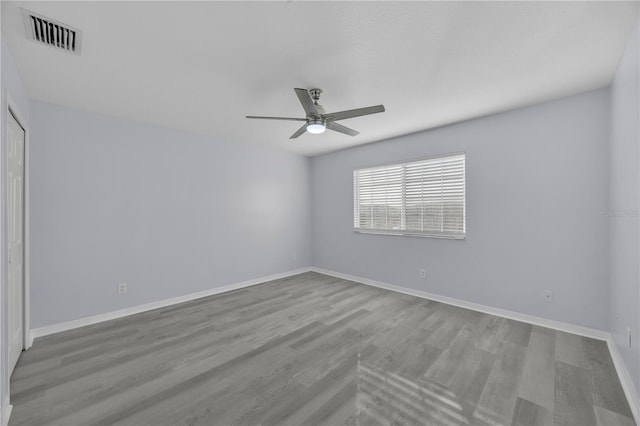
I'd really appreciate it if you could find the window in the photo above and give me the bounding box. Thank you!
[353,153,465,239]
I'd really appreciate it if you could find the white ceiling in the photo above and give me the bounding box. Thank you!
[2,1,638,156]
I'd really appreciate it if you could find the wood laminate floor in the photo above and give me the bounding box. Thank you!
[9,272,635,426]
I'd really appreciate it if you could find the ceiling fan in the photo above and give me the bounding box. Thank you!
[246,88,385,139]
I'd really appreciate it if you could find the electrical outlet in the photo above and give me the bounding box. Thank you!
[118,283,127,294]
[419,269,426,279]
[628,326,632,348]
[543,290,553,304]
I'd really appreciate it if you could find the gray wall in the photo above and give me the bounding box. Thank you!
[1,38,31,419]
[609,20,640,392]
[29,101,311,328]
[312,89,611,330]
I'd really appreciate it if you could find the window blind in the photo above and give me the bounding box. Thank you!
[353,153,465,238]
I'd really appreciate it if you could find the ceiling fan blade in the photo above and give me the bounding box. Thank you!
[294,88,319,116]
[323,105,385,122]
[326,121,359,136]
[246,116,306,121]
[289,124,308,139]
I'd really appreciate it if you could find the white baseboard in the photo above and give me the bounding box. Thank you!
[311,267,609,340]
[1,397,12,426]
[26,333,33,349]
[30,267,312,340]
[311,267,640,423]
[606,336,640,424]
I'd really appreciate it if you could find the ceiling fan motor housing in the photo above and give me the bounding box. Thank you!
[309,88,323,102]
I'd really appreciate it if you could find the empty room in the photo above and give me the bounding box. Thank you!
[0,1,639,425]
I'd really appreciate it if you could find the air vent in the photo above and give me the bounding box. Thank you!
[22,9,82,55]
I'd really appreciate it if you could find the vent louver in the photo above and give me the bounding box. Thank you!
[22,9,82,55]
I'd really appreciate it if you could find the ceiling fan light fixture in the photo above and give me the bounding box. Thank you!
[306,119,326,134]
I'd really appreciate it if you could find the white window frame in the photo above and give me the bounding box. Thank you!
[353,152,466,239]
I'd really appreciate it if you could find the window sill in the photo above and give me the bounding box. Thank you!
[353,229,465,240]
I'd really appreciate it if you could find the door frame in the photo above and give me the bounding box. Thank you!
[3,91,31,363]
